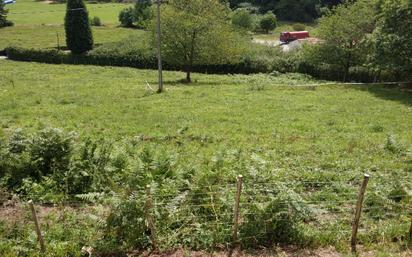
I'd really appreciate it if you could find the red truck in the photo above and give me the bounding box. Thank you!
[280,31,310,43]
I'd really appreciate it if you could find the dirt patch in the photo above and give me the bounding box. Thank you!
[133,247,342,257]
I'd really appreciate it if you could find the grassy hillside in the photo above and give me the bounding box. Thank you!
[0,60,411,256]
[6,0,126,25]
[0,0,134,49]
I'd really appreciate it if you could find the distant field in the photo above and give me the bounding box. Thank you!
[0,0,134,49]
[6,0,128,25]
[0,25,143,49]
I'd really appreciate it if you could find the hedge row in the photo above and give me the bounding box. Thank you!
[5,47,272,75]
[5,47,392,82]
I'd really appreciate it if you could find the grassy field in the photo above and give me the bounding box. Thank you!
[6,0,126,25]
[0,61,411,256]
[0,25,142,49]
[0,0,133,49]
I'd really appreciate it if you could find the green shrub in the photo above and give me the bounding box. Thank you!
[64,0,94,54]
[292,23,306,31]
[119,7,135,27]
[104,196,150,251]
[119,0,152,28]
[240,185,311,247]
[29,128,74,177]
[90,16,102,26]
[232,8,253,30]
[259,11,277,34]
[0,1,10,28]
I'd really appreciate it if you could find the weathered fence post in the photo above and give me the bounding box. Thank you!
[351,174,370,253]
[28,200,46,253]
[232,175,243,244]
[409,215,412,241]
[145,185,158,250]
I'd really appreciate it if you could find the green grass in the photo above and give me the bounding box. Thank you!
[0,60,411,255]
[6,0,128,25]
[0,60,410,154]
[0,25,144,49]
[0,0,134,49]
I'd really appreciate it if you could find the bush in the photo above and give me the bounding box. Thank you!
[64,0,94,54]
[90,16,102,26]
[240,185,311,247]
[232,8,253,30]
[292,23,306,31]
[103,197,150,251]
[119,1,152,29]
[119,7,135,27]
[0,128,118,201]
[0,1,12,28]
[260,11,277,34]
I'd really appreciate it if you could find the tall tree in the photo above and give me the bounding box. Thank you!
[0,1,9,28]
[259,11,277,34]
[64,0,94,54]
[156,0,244,82]
[371,0,412,80]
[303,0,377,81]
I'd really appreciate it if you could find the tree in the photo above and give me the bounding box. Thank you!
[134,0,152,28]
[0,1,10,28]
[156,0,244,82]
[119,0,152,29]
[119,7,135,28]
[65,0,94,54]
[232,8,253,30]
[259,11,277,34]
[303,0,377,81]
[371,0,412,80]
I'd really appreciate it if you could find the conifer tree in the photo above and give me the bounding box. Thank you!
[64,0,94,54]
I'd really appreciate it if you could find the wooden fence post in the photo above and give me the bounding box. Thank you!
[146,185,158,250]
[351,174,370,253]
[409,215,412,241]
[232,175,243,244]
[28,200,46,253]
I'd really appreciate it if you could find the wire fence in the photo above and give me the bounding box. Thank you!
[6,173,412,254]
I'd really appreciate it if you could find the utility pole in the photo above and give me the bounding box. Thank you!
[155,0,163,93]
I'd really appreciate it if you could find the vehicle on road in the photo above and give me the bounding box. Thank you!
[280,31,310,43]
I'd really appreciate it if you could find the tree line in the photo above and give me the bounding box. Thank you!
[221,0,344,22]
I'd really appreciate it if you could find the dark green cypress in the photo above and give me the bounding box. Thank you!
[0,1,8,28]
[64,0,93,54]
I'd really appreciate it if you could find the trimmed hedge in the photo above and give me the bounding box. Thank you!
[5,47,272,75]
[5,46,394,82]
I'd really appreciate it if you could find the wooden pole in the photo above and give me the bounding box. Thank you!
[351,174,370,253]
[155,0,164,93]
[146,185,158,249]
[232,175,243,244]
[56,32,60,51]
[28,200,46,253]
[409,215,412,241]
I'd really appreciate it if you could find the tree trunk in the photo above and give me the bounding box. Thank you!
[186,71,191,83]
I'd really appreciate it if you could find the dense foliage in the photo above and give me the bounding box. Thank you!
[224,0,344,22]
[0,1,12,28]
[155,0,245,82]
[119,0,152,28]
[371,0,412,80]
[300,0,411,82]
[302,0,377,81]
[231,8,253,30]
[259,11,277,34]
[64,0,94,54]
